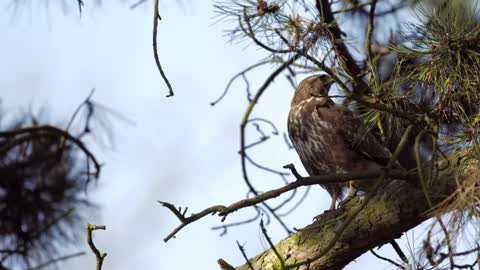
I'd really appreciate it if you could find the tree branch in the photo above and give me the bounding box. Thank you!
[234,158,476,269]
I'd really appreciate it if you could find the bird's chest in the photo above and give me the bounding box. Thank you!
[288,106,335,165]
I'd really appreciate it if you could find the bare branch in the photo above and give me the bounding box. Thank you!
[370,249,404,268]
[236,241,254,270]
[86,224,107,270]
[161,168,413,242]
[152,0,174,97]
[260,219,285,268]
[26,252,86,270]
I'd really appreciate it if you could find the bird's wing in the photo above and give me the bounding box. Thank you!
[333,107,396,167]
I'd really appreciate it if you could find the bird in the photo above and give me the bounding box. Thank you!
[287,74,397,210]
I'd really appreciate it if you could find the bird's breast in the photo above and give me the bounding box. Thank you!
[288,103,335,174]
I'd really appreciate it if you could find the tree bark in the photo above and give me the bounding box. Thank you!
[234,159,479,270]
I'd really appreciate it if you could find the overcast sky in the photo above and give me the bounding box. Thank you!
[0,1,421,269]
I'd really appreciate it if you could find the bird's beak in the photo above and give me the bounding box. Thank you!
[320,75,335,88]
[325,76,335,86]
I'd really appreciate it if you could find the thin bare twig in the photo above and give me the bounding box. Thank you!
[212,206,263,236]
[217,259,235,270]
[239,54,301,234]
[366,0,378,83]
[211,61,271,106]
[86,224,107,270]
[152,0,174,97]
[26,251,86,270]
[371,249,404,268]
[390,239,409,264]
[161,168,413,242]
[236,241,255,270]
[260,219,285,268]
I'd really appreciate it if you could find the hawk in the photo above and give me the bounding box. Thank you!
[287,74,396,210]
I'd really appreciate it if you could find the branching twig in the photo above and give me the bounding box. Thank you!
[239,54,301,234]
[64,88,95,135]
[211,61,270,106]
[282,163,303,180]
[239,11,291,54]
[236,241,255,270]
[86,224,107,270]
[159,202,227,242]
[212,206,263,236]
[161,168,413,242]
[371,249,404,268]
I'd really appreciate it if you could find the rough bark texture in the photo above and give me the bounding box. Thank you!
[235,159,479,270]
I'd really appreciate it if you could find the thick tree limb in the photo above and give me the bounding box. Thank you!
[233,159,478,270]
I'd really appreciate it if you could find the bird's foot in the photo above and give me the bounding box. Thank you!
[339,192,357,208]
[339,182,358,208]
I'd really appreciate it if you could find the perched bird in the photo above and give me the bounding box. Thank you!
[287,74,396,210]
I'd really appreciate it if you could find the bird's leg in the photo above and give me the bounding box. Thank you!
[339,181,357,207]
[314,190,338,221]
[347,181,357,197]
[329,191,338,210]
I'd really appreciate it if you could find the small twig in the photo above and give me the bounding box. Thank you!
[241,137,270,152]
[285,74,296,91]
[434,247,480,269]
[389,240,409,265]
[130,0,148,9]
[65,88,95,135]
[416,130,431,206]
[77,0,84,16]
[236,241,255,270]
[277,186,311,216]
[86,224,107,270]
[248,118,279,135]
[246,154,289,176]
[211,61,270,106]
[240,11,291,54]
[242,74,252,101]
[26,251,86,270]
[152,0,174,97]
[260,219,285,269]
[159,201,226,242]
[217,259,235,270]
[370,249,404,268]
[282,163,303,180]
[366,0,378,84]
[212,207,263,236]
[332,1,407,16]
[437,217,455,270]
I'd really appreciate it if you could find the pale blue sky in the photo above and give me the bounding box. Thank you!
[0,1,419,269]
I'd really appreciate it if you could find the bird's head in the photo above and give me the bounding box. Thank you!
[291,74,335,107]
